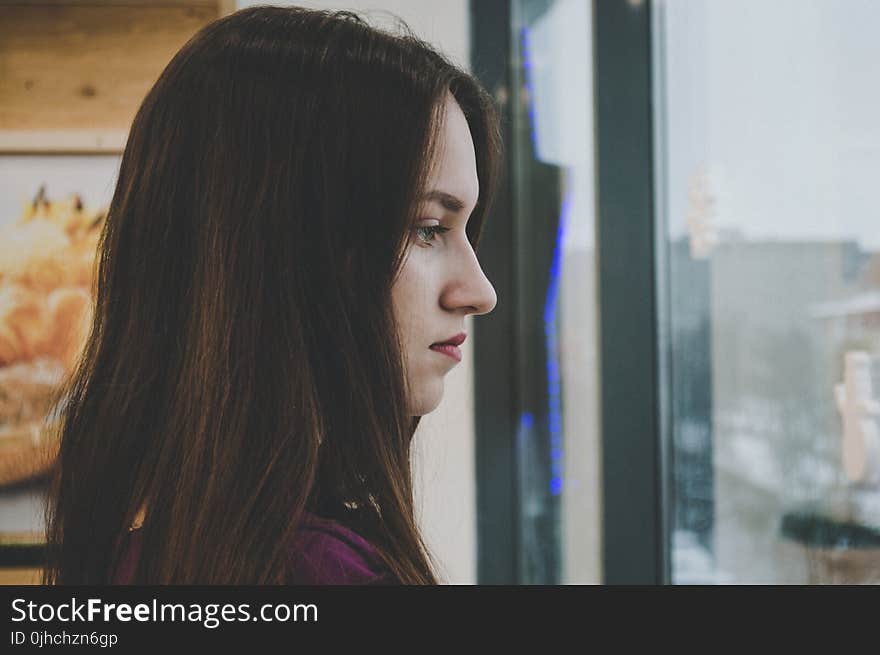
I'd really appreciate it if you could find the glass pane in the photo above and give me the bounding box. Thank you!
[656,0,880,583]
[510,0,600,583]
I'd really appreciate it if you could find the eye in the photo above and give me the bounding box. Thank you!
[413,224,451,246]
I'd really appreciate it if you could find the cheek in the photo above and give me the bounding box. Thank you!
[393,254,432,314]
[391,258,435,356]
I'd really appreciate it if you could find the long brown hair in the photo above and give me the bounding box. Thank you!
[42,5,502,585]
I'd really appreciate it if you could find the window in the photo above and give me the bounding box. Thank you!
[658,0,880,583]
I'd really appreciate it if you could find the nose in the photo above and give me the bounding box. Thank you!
[440,247,497,316]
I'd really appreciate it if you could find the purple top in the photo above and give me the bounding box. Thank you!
[111,511,396,584]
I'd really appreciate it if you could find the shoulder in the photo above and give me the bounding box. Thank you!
[287,512,396,585]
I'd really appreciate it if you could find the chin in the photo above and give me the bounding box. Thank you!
[409,380,444,416]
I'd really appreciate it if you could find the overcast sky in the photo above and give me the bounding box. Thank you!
[663,0,880,250]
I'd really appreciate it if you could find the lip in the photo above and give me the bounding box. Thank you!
[431,332,466,347]
[429,332,466,363]
[429,343,462,363]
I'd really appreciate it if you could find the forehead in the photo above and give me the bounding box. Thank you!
[424,94,479,211]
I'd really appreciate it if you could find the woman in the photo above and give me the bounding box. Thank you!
[42,5,499,585]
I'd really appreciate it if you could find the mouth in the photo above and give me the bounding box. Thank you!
[429,332,466,363]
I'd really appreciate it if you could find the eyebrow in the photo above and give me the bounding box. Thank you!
[421,190,473,213]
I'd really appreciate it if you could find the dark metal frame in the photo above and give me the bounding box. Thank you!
[594,0,669,585]
[471,0,669,584]
[471,0,520,584]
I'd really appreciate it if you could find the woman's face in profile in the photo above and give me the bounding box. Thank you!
[392,93,497,417]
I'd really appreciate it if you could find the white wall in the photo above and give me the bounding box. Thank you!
[236,0,476,583]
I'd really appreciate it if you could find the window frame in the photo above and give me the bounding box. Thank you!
[471,0,670,584]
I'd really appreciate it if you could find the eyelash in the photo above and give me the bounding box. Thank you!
[413,224,451,246]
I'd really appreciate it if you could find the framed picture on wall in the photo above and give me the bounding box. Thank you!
[0,166,114,556]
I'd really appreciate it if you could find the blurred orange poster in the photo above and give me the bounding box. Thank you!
[0,187,104,491]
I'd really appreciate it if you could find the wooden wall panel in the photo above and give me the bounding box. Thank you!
[0,566,42,584]
[0,1,231,152]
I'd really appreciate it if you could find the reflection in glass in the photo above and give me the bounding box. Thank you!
[511,0,599,583]
[656,0,880,583]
